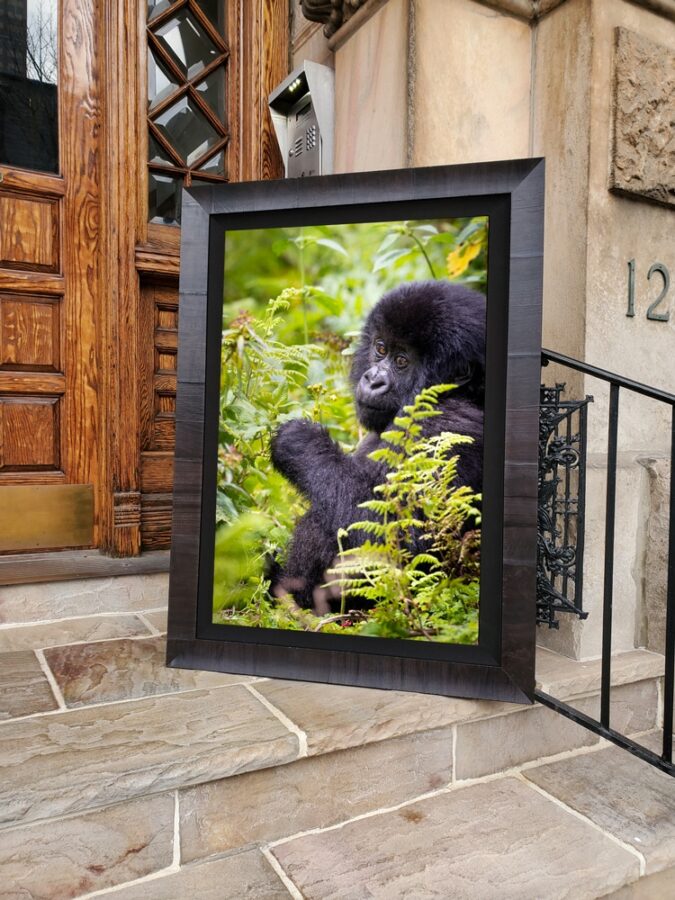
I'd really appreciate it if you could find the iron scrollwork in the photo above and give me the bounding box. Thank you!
[537,384,593,628]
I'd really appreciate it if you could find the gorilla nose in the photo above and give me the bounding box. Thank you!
[364,366,391,396]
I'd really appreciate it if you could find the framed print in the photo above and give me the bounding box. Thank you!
[167,159,545,703]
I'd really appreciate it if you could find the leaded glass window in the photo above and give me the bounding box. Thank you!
[147,0,228,226]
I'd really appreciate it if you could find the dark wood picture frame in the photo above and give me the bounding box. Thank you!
[166,159,545,703]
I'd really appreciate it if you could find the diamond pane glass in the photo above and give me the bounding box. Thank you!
[148,133,175,165]
[155,96,220,166]
[148,49,179,110]
[195,0,225,35]
[198,149,225,176]
[155,10,219,81]
[195,69,225,122]
[149,171,182,226]
[147,0,177,21]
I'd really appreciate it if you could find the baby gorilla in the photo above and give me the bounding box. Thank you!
[270,280,486,609]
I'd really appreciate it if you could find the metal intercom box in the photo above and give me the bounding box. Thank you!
[269,62,334,177]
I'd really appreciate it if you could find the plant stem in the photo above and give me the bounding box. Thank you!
[299,238,309,344]
[410,233,437,279]
[336,529,347,616]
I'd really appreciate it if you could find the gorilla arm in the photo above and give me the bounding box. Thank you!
[270,419,385,527]
[269,420,387,608]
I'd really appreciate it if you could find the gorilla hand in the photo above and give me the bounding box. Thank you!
[271,420,345,502]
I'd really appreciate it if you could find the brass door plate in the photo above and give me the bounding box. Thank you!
[0,484,94,552]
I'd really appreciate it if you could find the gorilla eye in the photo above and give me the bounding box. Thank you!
[374,340,386,357]
[394,354,409,369]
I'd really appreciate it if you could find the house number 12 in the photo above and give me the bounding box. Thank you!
[626,259,671,321]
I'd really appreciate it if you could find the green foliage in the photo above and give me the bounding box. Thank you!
[327,385,481,643]
[215,299,311,566]
[446,219,488,288]
[212,217,487,643]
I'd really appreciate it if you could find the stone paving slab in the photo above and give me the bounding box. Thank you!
[0,650,58,720]
[0,685,298,827]
[43,635,255,707]
[272,777,640,899]
[256,674,659,771]
[255,678,509,755]
[180,726,454,863]
[455,679,658,780]
[0,614,152,652]
[535,648,665,698]
[143,609,168,633]
[106,849,290,899]
[455,698,598,780]
[0,792,174,899]
[607,867,675,898]
[0,574,168,624]
[525,736,675,874]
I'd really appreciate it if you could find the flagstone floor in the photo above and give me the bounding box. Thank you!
[0,588,673,899]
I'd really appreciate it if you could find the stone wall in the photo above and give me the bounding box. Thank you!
[313,0,675,659]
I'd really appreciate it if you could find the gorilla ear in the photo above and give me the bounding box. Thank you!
[452,363,474,387]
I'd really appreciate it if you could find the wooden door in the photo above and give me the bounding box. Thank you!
[134,0,287,553]
[0,0,100,552]
[0,0,288,557]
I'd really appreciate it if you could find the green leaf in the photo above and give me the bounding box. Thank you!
[411,553,441,569]
[372,247,414,273]
[376,232,400,254]
[411,224,438,236]
[456,220,482,243]
[315,238,349,257]
[426,231,463,246]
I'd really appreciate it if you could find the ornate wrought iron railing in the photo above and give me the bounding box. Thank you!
[537,383,592,628]
[536,349,675,777]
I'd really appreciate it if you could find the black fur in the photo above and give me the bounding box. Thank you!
[270,280,486,609]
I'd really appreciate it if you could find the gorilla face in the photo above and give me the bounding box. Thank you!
[354,337,423,432]
[351,280,486,434]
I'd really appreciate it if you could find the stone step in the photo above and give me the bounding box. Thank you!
[608,868,675,898]
[0,624,664,824]
[0,573,169,624]
[0,609,669,898]
[269,776,642,900]
[2,738,673,899]
[0,684,299,828]
[525,732,675,875]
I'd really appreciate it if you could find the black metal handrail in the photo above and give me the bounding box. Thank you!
[543,349,675,406]
[539,349,674,776]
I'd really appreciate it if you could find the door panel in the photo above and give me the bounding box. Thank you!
[0,295,60,370]
[0,0,99,550]
[0,396,60,470]
[0,193,60,271]
[0,171,67,501]
[139,281,178,550]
